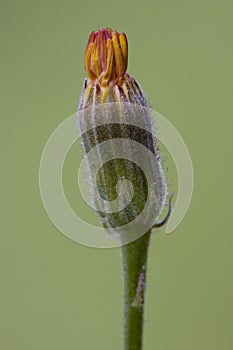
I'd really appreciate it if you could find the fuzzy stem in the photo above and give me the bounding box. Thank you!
[121,231,151,350]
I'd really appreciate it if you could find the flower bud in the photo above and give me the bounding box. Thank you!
[78,29,168,242]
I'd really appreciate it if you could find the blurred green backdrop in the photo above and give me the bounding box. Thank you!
[1,0,233,349]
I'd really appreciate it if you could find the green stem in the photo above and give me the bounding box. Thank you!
[121,231,151,350]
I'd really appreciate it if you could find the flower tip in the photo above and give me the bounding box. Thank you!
[85,28,128,86]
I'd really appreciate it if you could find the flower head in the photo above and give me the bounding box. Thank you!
[85,28,128,87]
[80,28,148,106]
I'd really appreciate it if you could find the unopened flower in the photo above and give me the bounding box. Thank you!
[78,28,169,241]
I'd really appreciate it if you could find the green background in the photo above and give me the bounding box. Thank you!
[1,0,233,349]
